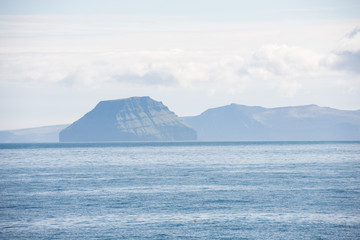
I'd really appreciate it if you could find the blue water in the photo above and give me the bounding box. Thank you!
[0,142,359,239]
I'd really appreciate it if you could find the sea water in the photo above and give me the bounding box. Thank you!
[0,142,359,239]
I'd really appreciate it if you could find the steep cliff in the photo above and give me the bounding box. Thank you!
[59,97,196,142]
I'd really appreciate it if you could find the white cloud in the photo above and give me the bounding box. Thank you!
[325,26,360,74]
[1,14,360,130]
[337,26,360,52]
[279,79,303,98]
[246,45,322,77]
[0,42,358,99]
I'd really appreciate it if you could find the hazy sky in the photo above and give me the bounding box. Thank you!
[1,0,360,130]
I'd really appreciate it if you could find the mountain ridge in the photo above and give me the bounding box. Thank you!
[183,103,360,141]
[1,101,359,143]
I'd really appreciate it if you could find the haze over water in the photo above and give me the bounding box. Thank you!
[1,142,359,239]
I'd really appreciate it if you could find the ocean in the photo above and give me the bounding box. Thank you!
[0,142,359,239]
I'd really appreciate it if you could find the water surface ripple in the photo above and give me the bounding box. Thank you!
[1,142,359,239]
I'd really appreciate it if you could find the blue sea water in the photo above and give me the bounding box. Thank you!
[0,142,359,239]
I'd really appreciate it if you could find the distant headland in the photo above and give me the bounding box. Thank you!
[59,96,197,142]
[1,96,359,142]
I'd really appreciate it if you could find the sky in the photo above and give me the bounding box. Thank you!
[0,0,360,130]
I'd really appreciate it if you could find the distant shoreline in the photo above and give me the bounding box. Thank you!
[1,141,359,150]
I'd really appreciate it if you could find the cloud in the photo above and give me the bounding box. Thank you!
[235,45,325,97]
[328,26,360,74]
[331,50,360,74]
[1,14,359,96]
[243,45,322,78]
[346,26,360,39]
[114,71,178,86]
[0,41,358,99]
[279,79,303,98]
